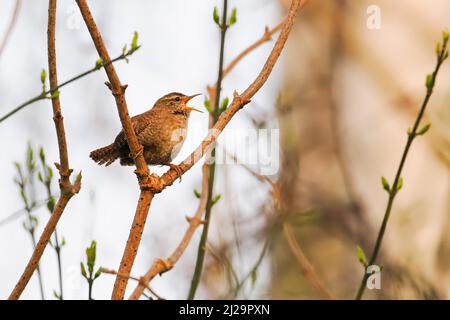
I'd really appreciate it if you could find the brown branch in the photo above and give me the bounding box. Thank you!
[8,0,81,300]
[101,268,165,300]
[226,149,334,299]
[0,0,21,59]
[207,21,284,108]
[129,164,210,300]
[283,223,335,299]
[223,22,283,79]
[75,0,155,300]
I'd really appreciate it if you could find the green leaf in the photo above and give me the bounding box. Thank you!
[47,196,56,212]
[86,240,97,272]
[204,99,213,113]
[357,246,368,267]
[80,262,87,279]
[228,8,237,26]
[220,97,229,113]
[443,29,449,44]
[396,177,403,191]
[61,237,66,247]
[47,166,54,181]
[131,31,139,51]
[381,176,390,193]
[122,44,127,55]
[39,147,45,163]
[213,7,220,25]
[37,171,44,183]
[94,267,102,280]
[193,189,201,198]
[417,123,431,136]
[212,194,221,205]
[425,73,434,90]
[40,69,47,85]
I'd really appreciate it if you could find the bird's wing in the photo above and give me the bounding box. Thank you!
[113,112,152,149]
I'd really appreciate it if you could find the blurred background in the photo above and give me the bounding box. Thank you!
[0,0,449,300]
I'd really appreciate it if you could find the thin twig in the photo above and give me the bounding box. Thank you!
[223,22,283,79]
[75,0,154,300]
[102,268,165,300]
[226,149,334,299]
[8,0,81,300]
[283,222,335,299]
[0,0,21,59]
[0,48,137,124]
[187,0,230,300]
[355,34,449,300]
[129,165,210,300]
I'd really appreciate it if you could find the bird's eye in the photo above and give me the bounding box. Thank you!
[174,97,181,102]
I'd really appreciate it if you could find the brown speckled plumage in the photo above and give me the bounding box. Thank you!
[90,92,200,167]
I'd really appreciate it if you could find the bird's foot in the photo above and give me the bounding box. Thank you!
[168,163,183,182]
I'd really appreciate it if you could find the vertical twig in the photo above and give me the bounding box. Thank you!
[75,0,156,300]
[355,33,449,300]
[8,0,81,300]
[187,0,229,300]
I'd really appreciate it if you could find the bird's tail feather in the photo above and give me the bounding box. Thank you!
[90,144,119,166]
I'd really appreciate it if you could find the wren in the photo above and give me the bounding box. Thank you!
[90,92,202,175]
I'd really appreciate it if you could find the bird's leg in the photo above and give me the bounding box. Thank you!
[167,163,183,182]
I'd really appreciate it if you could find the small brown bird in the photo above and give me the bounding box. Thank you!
[90,92,202,175]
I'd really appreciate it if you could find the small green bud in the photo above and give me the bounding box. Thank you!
[228,8,237,26]
[204,99,213,113]
[94,267,102,280]
[443,30,449,44]
[47,196,56,212]
[193,189,201,198]
[212,194,221,205]
[39,147,45,162]
[357,246,368,267]
[381,176,390,193]
[50,90,60,99]
[220,97,229,113]
[40,69,47,84]
[425,74,434,90]
[213,7,220,25]
[95,58,103,69]
[131,31,139,51]
[122,44,127,55]
[80,262,87,279]
[417,123,431,136]
[396,177,403,191]
[37,171,44,183]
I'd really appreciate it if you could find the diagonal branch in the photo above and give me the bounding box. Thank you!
[0,0,21,59]
[8,0,81,300]
[75,0,155,300]
[130,0,304,300]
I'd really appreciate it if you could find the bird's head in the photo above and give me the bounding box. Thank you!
[155,92,202,116]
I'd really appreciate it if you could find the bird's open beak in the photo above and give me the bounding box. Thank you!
[182,93,203,113]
